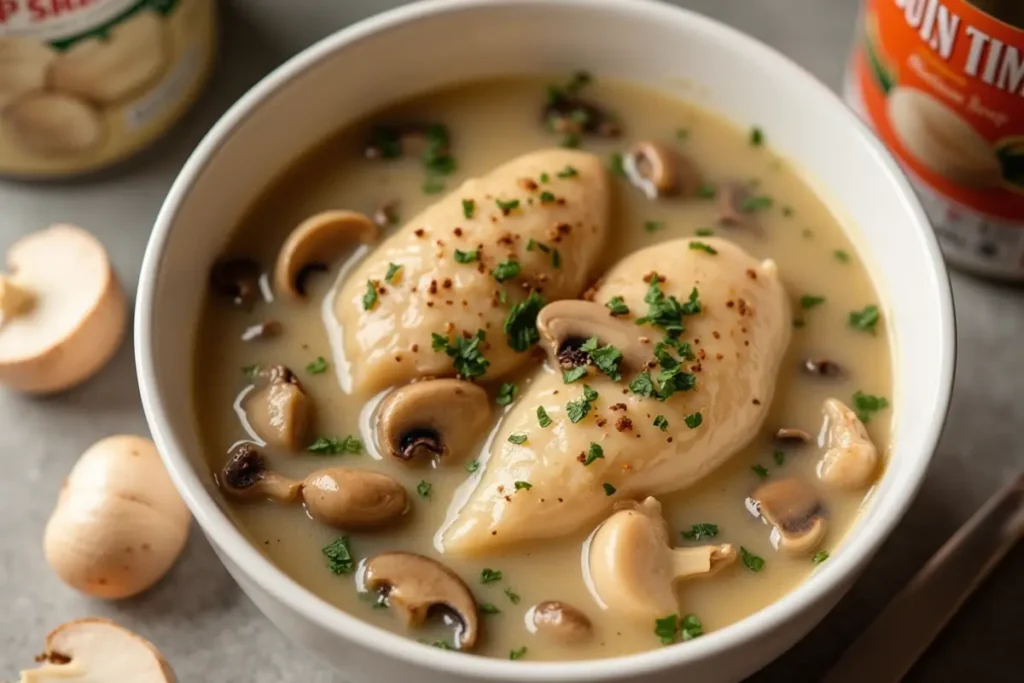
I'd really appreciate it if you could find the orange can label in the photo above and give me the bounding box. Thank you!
[854,0,1024,223]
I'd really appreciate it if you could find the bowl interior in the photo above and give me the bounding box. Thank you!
[137,0,954,678]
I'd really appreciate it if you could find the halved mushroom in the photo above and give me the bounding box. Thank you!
[219,445,408,529]
[242,365,311,451]
[537,299,653,374]
[775,427,814,445]
[748,478,827,556]
[528,601,592,644]
[802,357,844,378]
[376,379,491,463]
[622,141,701,200]
[0,224,126,394]
[274,210,379,300]
[18,618,175,682]
[716,182,765,229]
[586,497,736,619]
[819,398,879,490]
[362,552,479,650]
[209,257,261,309]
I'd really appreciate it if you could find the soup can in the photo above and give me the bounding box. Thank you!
[0,0,216,179]
[845,0,1024,281]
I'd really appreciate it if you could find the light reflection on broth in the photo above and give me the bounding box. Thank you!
[194,76,892,660]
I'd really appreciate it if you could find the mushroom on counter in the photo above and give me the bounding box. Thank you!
[622,141,701,199]
[242,364,312,451]
[0,224,126,394]
[376,379,492,463]
[818,398,879,490]
[528,601,593,644]
[44,436,190,600]
[18,618,176,683]
[536,299,654,374]
[361,552,480,650]
[585,498,736,619]
[274,210,379,300]
[218,443,409,530]
[747,478,827,555]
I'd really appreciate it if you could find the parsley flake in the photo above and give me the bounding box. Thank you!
[465,460,480,473]
[629,372,655,397]
[480,568,502,584]
[504,587,521,604]
[849,305,881,334]
[696,183,717,199]
[557,165,579,178]
[504,290,545,352]
[602,482,617,495]
[684,412,703,429]
[800,295,826,310]
[323,537,354,574]
[644,220,665,233]
[384,263,401,283]
[834,249,851,263]
[480,603,501,615]
[539,190,556,203]
[454,249,479,264]
[853,391,889,423]
[654,415,669,431]
[741,546,765,572]
[681,614,704,641]
[562,366,588,383]
[688,241,718,255]
[496,198,520,213]
[432,329,490,378]
[655,615,679,645]
[537,406,552,427]
[493,260,521,283]
[306,356,328,374]
[751,464,769,479]
[496,382,518,406]
[609,152,626,177]
[362,280,378,310]
[750,127,765,146]
[462,198,475,219]
[682,523,719,541]
[695,227,715,236]
[605,296,629,316]
[514,481,532,491]
[773,449,786,466]
[813,551,830,564]
[508,433,528,445]
[308,436,363,455]
[509,646,527,660]
[584,442,604,465]
[416,480,431,498]
[589,343,623,381]
[741,195,773,212]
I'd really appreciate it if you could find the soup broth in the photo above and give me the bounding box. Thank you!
[194,76,893,661]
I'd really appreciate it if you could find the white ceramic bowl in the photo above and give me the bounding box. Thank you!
[136,1,955,681]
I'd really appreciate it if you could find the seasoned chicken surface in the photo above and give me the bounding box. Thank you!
[333,149,609,395]
[441,237,791,554]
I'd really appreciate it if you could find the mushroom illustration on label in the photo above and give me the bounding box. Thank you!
[2,93,106,157]
[0,37,55,110]
[0,224,126,393]
[17,618,176,682]
[44,436,191,600]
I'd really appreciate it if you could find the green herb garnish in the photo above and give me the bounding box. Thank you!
[602,482,617,495]
[773,449,786,466]
[654,415,669,431]
[496,198,520,213]
[609,152,626,177]
[537,406,552,428]
[432,329,490,378]
[741,195,773,212]
[514,481,532,491]
[465,460,480,473]
[508,433,528,445]
[480,603,501,615]
[696,183,717,199]
[849,304,881,334]
[834,249,851,263]
[417,480,432,497]
[306,356,328,374]
[605,296,629,316]
[562,366,588,383]
[589,343,623,381]
[496,382,517,406]
[684,412,703,429]
[504,587,521,604]
[480,568,502,584]
[680,614,704,641]
[682,523,719,541]
[654,615,679,645]
[813,551,830,564]
[644,220,665,233]
[384,262,401,283]
[750,127,765,146]
[751,464,769,479]
[741,546,765,572]
[695,227,715,236]
[454,249,479,264]
[362,280,378,310]
[509,646,527,660]
[493,259,521,282]
[504,290,546,352]
[584,442,604,466]
[308,436,363,454]
[800,295,826,310]
[629,372,655,397]
[323,537,355,574]
[422,178,446,194]
[853,391,889,423]
[462,198,475,218]
[539,190,556,203]
[557,165,579,178]
[688,241,718,255]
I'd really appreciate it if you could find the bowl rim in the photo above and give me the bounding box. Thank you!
[136,0,956,678]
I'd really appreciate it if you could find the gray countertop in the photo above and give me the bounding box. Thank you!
[2,1,1022,681]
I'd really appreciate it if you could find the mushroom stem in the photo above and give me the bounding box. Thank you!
[670,545,736,580]
[0,275,35,319]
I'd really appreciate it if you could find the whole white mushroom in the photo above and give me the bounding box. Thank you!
[44,435,190,599]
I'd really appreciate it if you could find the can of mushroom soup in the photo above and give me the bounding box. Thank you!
[0,0,216,179]
[845,0,1024,280]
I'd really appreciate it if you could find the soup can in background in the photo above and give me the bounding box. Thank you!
[0,0,216,179]
[845,0,1024,281]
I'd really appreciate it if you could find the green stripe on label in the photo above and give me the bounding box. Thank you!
[50,0,180,51]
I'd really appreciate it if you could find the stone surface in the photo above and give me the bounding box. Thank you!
[1,1,1021,681]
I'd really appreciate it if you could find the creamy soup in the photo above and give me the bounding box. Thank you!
[194,75,893,661]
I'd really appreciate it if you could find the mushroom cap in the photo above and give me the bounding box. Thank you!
[18,618,175,682]
[362,552,479,650]
[622,140,703,200]
[376,379,491,462]
[218,442,300,502]
[819,398,879,490]
[274,210,379,300]
[528,601,593,644]
[301,467,409,529]
[44,436,190,599]
[0,224,126,394]
[749,478,827,556]
[243,370,311,451]
[536,300,653,374]
[586,497,736,619]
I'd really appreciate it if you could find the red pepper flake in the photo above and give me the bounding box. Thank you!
[596,416,608,427]
[442,278,453,289]
[726,300,735,308]
[741,326,748,333]
[642,271,665,284]
[490,215,498,223]
[497,233,514,246]
[752,398,761,405]
[715,352,723,360]
[556,197,567,206]
[414,228,426,238]
[615,416,633,432]
[698,348,707,360]
[691,362,702,372]
[411,344,419,352]
[667,436,674,443]
[611,403,627,411]
[426,301,435,307]
[712,331,721,339]
[445,300,454,306]
[453,227,463,237]
[746,268,757,280]
[394,354,402,362]
[518,177,539,192]
[428,280,439,295]
[497,485,505,493]
[377,285,387,295]
[556,222,571,235]
[744,340,750,346]
[505,495,512,502]
[576,452,586,464]
[436,239,445,247]
[477,262,486,273]
[737,298,750,316]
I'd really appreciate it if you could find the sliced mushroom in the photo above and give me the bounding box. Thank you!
[528,601,592,644]
[274,210,379,300]
[209,257,261,309]
[819,398,879,490]
[537,300,653,374]
[364,123,447,160]
[802,357,844,378]
[376,379,491,463]
[219,442,300,502]
[17,618,175,682]
[775,427,814,445]
[242,365,311,451]
[716,182,764,228]
[240,320,282,342]
[586,497,736,619]
[748,478,827,555]
[622,141,701,200]
[0,224,126,394]
[362,552,479,650]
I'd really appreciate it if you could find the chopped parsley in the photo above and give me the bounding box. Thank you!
[539,190,556,203]
[635,278,701,337]
[509,646,527,660]
[813,551,830,564]
[514,481,532,491]
[493,259,521,282]
[384,262,401,283]
[629,372,655,397]
[552,249,562,268]
[362,280,378,310]
[644,220,665,233]
[480,603,501,615]
[588,342,623,381]
[566,385,598,423]
[496,382,518,406]
[605,296,629,316]
[495,198,520,213]
[688,241,718,255]
[526,238,550,253]
[696,183,717,199]
[462,198,475,219]
[751,464,770,479]
[684,412,703,429]
[609,152,626,177]
[323,537,355,574]
[432,329,490,378]
[773,449,786,466]
[504,587,521,604]
[741,195,773,212]
[241,364,259,379]
[655,364,697,401]
[849,304,880,334]
[682,523,719,541]
[431,640,453,650]
[454,248,479,264]
[695,227,715,236]
[853,391,889,423]
[562,366,588,383]
[308,436,363,454]
[480,568,502,584]
[655,615,679,645]
[306,356,328,374]
[800,295,826,310]
[557,165,579,178]
[537,406,552,428]
[465,460,480,473]
[422,178,446,194]
[421,124,456,176]
[653,415,669,431]
[503,290,546,352]
[508,433,528,445]
[740,546,765,572]
[416,480,432,497]
[603,482,617,496]
[584,442,604,466]
[750,127,765,146]
[680,614,704,641]
[834,249,851,263]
